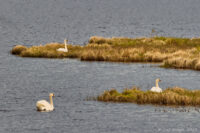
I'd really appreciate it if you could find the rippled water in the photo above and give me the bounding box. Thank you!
[1,0,200,132]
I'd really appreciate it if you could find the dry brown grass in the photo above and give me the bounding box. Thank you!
[11,45,27,55]
[11,36,200,70]
[97,87,200,107]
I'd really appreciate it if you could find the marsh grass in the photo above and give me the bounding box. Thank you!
[11,45,27,55]
[11,43,83,58]
[11,36,200,70]
[97,87,200,107]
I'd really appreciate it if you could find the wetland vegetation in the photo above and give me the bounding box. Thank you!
[97,87,200,107]
[11,36,200,70]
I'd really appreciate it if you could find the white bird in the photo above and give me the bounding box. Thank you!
[150,78,162,93]
[36,93,55,112]
[57,39,68,52]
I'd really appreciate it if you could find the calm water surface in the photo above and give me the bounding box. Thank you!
[1,0,200,132]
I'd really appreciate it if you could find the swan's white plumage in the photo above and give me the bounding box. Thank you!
[150,78,162,93]
[57,48,68,52]
[150,87,162,93]
[57,39,68,52]
[36,93,54,112]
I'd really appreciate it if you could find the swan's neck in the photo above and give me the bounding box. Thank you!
[64,40,68,50]
[49,95,54,107]
[156,80,159,88]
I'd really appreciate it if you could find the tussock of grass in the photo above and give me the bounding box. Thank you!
[11,36,200,70]
[97,87,200,107]
[11,45,27,55]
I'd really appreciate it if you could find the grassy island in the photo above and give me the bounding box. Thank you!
[11,36,200,70]
[97,87,200,107]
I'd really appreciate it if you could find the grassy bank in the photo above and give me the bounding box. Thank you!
[11,36,200,70]
[97,87,200,107]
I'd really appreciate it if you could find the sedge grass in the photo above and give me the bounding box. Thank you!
[97,87,200,107]
[11,36,200,70]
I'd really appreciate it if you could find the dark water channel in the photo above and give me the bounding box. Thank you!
[1,0,200,132]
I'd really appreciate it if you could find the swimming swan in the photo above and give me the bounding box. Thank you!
[57,39,68,52]
[150,78,162,93]
[36,93,54,112]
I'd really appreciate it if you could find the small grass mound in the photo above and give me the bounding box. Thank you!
[11,45,27,55]
[97,87,200,107]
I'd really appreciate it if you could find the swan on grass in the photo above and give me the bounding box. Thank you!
[150,78,162,93]
[57,39,68,52]
[36,93,54,112]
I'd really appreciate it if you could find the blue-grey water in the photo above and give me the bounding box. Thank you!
[1,0,200,132]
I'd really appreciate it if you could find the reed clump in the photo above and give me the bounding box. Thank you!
[11,36,200,70]
[97,87,200,107]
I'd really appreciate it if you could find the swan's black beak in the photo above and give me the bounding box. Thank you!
[159,79,161,82]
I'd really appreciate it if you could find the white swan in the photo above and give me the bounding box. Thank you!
[57,39,68,52]
[150,78,162,93]
[36,93,54,112]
